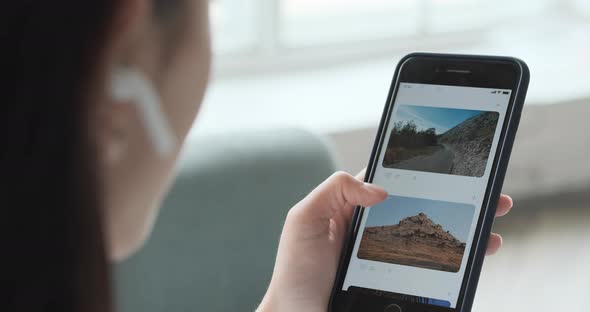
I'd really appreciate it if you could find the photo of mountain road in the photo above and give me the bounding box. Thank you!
[393,144,454,174]
[383,105,500,177]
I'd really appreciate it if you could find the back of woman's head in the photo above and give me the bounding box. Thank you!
[2,1,116,311]
[1,1,210,311]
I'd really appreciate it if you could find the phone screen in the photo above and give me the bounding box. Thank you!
[341,82,513,309]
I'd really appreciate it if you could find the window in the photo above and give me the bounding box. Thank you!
[280,0,419,46]
[573,0,590,16]
[199,0,590,138]
[429,0,552,33]
[209,0,257,55]
[208,0,576,74]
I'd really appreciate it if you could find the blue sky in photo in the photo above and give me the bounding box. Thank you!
[395,105,484,134]
[365,195,475,242]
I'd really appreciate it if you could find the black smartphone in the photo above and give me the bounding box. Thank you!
[330,53,529,312]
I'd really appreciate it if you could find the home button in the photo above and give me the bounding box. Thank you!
[384,304,402,312]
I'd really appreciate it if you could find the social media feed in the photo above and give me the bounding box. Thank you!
[343,83,511,308]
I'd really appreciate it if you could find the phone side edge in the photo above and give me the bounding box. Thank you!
[459,57,530,312]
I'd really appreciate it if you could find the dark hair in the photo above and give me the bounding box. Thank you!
[2,2,117,312]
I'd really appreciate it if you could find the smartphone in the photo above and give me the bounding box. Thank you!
[329,53,529,312]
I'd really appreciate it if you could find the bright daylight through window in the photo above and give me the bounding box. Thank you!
[196,0,589,137]
[209,0,557,70]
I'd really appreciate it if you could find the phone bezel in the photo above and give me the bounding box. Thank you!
[329,53,529,312]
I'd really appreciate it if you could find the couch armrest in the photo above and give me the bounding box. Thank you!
[115,128,336,312]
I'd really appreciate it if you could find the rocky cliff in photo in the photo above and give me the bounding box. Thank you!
[439,111,499,177]
[358,213,466,272]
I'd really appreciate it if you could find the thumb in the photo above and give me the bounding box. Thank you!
[289,172,387,223]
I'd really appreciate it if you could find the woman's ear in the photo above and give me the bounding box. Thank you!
[93,0,148,168]
[95,66,178,170]
[94,91,135,168]
[110,68,177,156]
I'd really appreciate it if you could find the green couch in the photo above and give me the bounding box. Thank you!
[116,129,337,312]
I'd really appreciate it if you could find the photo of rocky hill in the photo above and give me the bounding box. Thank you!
[357,196,474,272]
[382,105,500,177]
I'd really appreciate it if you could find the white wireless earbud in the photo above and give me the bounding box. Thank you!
[110,68,177,157]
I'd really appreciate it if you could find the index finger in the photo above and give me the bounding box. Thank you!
[290,172,387,223]
[355,169,513,218]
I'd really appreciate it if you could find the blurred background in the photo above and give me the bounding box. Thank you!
[199,0,590,136]
[117,1,590,311]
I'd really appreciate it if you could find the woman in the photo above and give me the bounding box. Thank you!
[3,1,512,311]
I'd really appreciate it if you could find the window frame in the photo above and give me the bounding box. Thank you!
[212,0,571,77]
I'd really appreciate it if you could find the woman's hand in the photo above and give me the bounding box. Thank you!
[258,171,513,312]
